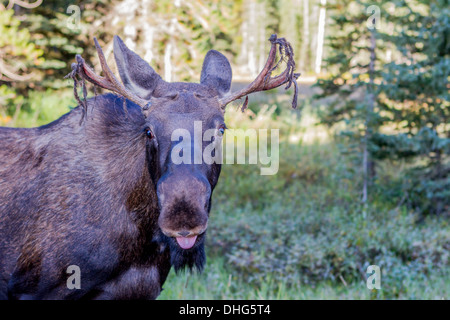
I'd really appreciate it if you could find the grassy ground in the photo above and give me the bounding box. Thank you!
[160,94,449,300]
[159,258,449,300]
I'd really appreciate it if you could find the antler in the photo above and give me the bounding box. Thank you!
[66,35,298,116]
[219,34,300,111]
[66,38,152,112]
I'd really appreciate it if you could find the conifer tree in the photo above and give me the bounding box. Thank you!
[316,0,449,214]
[375,0,449,214]
[315,0,384,203]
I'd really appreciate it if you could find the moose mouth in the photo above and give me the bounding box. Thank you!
[157,230,206,272]
[175,235,198,250]
[160,225,208,250]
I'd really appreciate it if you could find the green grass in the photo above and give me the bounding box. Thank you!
[160,99,449,300]
[3,88,75,128]
[159,258,449,300]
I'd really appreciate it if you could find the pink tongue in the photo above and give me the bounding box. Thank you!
[176,235,197,250]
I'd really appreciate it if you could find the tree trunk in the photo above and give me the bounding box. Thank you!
[240,17,248,66]
[315,0,326,74]
[257,1,267,72]
[141,0,154,63]
[300,0,310,71]
[248,0,257,77]
[164,40,173,82]
[362,30,376,204]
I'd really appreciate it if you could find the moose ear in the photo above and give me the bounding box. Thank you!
[200,50,232,97]
[113,35,163,100]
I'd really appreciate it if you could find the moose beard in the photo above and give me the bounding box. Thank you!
[155,229,206,274]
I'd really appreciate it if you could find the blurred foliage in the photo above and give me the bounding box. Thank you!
[161,101,449,300]
[148,0,243,81]
[17,0,113,89]
[0,9,44,80]
[216,105,448,297]
[0,8,43,124]
[0,0,111,125]
[315,0,449,215]
[377,0,450,215]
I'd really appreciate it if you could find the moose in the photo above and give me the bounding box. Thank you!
[0,34,298,299]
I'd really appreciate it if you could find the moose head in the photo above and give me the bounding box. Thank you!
[67,34,299,273]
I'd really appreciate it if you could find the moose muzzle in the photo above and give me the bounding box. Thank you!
[157,171,210,250]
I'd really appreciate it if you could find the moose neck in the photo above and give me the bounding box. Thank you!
[83,94,160,229]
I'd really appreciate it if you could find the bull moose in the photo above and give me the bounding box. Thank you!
[0,34,298,299]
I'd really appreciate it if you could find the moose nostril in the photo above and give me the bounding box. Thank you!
[177,231,191,237]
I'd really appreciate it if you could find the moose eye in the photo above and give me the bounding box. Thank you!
[145,128,154,139]
[218,125,226,136]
